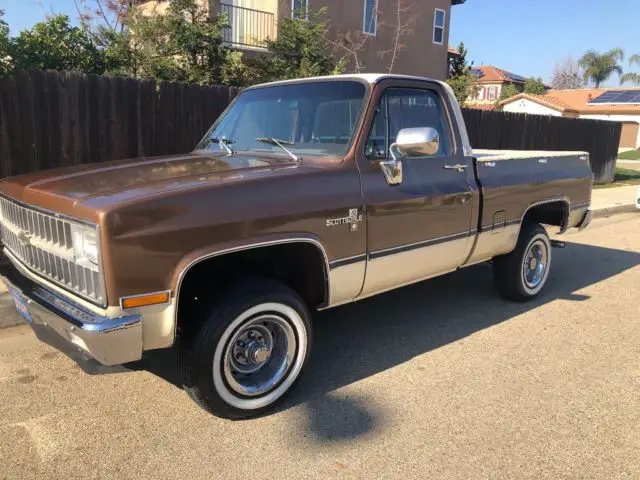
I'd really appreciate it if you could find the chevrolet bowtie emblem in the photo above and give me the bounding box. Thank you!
[17,231,33,247]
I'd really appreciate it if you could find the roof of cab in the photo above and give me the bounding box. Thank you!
[246,74,444,90]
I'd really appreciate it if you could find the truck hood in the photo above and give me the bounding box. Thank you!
[0,152,306,222]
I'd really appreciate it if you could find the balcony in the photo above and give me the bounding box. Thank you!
[220,3,276,50]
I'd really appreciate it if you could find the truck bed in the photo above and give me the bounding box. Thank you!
[472,149,593,233]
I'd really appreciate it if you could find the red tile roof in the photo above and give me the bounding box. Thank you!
[466,103,496,111]
[472,66,526,84]
[500,88,640,114]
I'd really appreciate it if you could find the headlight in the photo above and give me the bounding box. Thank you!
[71,225,99,268]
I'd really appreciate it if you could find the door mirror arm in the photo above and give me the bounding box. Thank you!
[379,127,440,186]
[380,144,403,186]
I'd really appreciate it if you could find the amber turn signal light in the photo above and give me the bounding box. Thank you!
[121,292,170,309]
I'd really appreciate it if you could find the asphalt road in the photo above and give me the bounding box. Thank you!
[1,213,639,480]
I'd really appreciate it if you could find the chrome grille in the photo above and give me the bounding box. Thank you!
[0,196,105,305]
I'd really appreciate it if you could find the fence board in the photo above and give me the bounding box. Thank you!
[0,71,623,183]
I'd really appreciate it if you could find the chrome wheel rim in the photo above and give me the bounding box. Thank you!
[522,239,548,289]
[222,314,297,397]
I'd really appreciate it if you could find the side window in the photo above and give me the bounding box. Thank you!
[365,88,452,159]
[387,88,451,157]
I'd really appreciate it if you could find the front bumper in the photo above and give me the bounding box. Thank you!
[1,254,142,366]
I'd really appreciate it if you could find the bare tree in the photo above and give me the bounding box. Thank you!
[321,28,372,73]
[378,0,416,73]
[322,0,416,74]
[551,56,585,89]
[73,0,131,33]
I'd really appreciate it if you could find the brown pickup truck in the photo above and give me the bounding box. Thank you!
[0,74,592,418]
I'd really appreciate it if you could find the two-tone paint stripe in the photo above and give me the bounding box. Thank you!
[368,230,475,260]
[329,254,367,269]
[329,230,476,268]
[329,200,589,269]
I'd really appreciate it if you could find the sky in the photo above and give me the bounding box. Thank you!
[3,0,640,87]
[449,0,639,87]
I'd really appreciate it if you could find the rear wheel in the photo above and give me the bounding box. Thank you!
[493,222,552,302]
[179,277,312,419]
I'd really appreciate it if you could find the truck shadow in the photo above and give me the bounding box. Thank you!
[133,241,639,438]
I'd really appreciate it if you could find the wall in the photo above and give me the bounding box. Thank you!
[468,82,503,104]
[283,0,453,80]
[579,114,640,148]
[502,98,563,117]
[137,0,175,16]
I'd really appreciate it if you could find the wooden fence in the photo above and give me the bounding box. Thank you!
[0,70,623,183]
[0,70,239,178]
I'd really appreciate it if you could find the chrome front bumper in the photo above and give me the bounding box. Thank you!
[1,255,142,366]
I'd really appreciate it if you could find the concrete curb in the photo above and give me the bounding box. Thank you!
[592,204,638,218]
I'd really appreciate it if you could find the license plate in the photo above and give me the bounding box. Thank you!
[10,289,32,323]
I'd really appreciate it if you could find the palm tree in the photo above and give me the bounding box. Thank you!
[578,48,624,87]
[621,53,640,85]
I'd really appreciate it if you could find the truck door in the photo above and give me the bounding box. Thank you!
[356,80,477,297]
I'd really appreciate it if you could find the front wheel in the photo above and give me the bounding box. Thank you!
[493,222,552,302]
[179,278,312,419]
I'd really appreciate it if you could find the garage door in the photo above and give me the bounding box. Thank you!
[620,122,639,148]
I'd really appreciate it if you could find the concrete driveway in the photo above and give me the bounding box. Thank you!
[1,213,639,479]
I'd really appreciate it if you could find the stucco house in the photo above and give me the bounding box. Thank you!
[465,65,527,109]
[135,0,466,80]
[500,88,640,149]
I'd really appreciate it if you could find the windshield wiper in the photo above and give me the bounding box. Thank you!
[255,137,300,163]
[207,137,234,156]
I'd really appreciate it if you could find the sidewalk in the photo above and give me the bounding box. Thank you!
[617,159,640,171]
[0,185,637,329]
[591,184,639,216]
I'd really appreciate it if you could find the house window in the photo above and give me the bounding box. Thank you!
[292,0,308,19]
[433,8,446,45]
[488,86,497,101]
[363,0,378,35]
[477,87,485,101]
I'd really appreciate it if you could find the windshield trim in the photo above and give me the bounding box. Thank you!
[194,78,373,160]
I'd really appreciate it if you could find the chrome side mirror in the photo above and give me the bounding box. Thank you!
[379,127,440,186]
[394,127,440,157]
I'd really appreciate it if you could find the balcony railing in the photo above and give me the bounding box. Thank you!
[220,3,276,50]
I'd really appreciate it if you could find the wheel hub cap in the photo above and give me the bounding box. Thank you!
[522,239,548,289]
[223,315,296,397]
[249,343,271,363]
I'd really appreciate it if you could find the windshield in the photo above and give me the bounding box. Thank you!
[196,81,368,157]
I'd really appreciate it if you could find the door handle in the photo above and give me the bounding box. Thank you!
[443,164,468,172]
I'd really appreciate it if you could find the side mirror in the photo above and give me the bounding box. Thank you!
[394,127,440,157]
[379,127,440,186]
